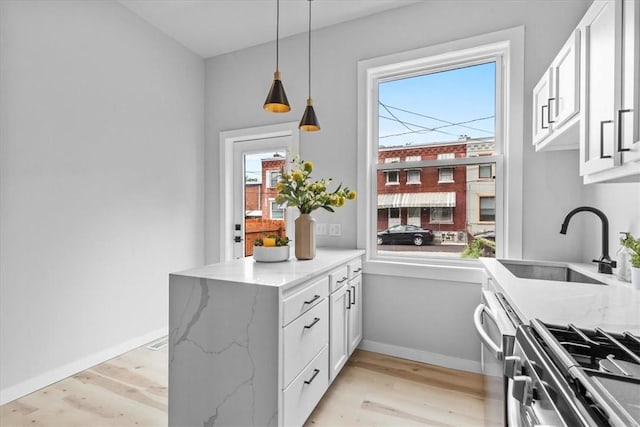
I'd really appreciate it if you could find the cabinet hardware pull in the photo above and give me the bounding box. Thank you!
[337,276,348,284]
[541,105,549,129]
[304,369,320,384]
[346,289,351,309]
[303,295,320,305]
[353,267,362,273]
[350,286,356,305]
[304,317,320,329]
[618,109,632,152]
[600,120,613,159]
[547,97,556,123]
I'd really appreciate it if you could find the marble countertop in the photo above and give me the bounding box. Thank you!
[481,258,640,335]
[171,248,365,290]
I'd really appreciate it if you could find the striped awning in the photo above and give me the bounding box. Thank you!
[377,192,456,208]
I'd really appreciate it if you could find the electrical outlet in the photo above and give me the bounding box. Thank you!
[316,223,327,235]
[329,223,341,236]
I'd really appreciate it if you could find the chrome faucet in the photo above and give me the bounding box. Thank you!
[560,206,616,274]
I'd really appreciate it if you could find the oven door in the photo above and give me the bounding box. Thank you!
[474,290,517,426]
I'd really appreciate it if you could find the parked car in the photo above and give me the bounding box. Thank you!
[377,224,434,246]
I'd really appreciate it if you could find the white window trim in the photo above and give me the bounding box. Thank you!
[406,169,421,184]
[267,170,281,188]
[385,170,399,185]
[430,207,454,224]
[437,167,454,184]
[269,198,284,220]
[356,27,524,278]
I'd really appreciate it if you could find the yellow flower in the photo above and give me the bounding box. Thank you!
[347,190,356,200]
[329,194,339,206]
[275,195,285,204]
[336,196,345,207]
[292,171,303,181]
[303,161,314,172]
[276,182,285,192]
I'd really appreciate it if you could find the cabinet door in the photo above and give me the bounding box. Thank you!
[532,69,553,147]
[619,0,640,164]
[329,286,349,382]
[581,0,620,176]
[347,276,362,355]
[551,29,581,128]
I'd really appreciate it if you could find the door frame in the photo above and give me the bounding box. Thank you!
[219,122,300,262]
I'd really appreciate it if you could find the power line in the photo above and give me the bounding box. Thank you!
[379,101,495,135]
[379,102,416,133]
[380,115,495,139]
[379,115,461,138]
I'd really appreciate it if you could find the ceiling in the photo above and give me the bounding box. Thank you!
[118,0,421,58]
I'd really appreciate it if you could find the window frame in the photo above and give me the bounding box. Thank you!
[385,170,400,185]
[267,170,281,188]
[437,167,454,183]
[406,169,421,184]
[356,27,524,275]
[430,207,454,224]
[269,198,285,220]
[478,194,496,223]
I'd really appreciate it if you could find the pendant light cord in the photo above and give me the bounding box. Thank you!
[307,0,312,98]
[276,0,280,71]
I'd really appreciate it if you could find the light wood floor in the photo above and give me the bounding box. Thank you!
[1,343,484,426]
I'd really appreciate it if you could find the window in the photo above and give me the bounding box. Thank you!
[358,27,525,269]
[406,155,422,162]
[385,170,399,184]
[479,196,495,222]
[267,171,281,188]
[438,167,454,183]
[270,199,284,220]
[479,164,492,179]
[407,169,421,184]
[384,157,400,163]
[430,207,453,224]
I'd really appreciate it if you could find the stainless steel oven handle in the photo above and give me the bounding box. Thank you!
[473,303,503,360]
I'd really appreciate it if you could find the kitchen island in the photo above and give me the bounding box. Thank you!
[481,258,640,334]
[168,248,364,427]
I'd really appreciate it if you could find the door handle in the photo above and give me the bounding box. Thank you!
[304,369,320,385]
[618,109,632,152]
[547,97,556,123]
[350,286,356,305]
[541,105,549,129]
[346,289,351,309]
[600,120,613,159]
[473,303,503,360]
[303,295,320,305]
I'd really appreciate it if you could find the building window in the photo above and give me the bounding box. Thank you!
[479,196,495,222]
[267,171,281,188]
[407,207,421,226]
[270,199,284,220]
[437,153,455,160]
[405,155,422,162]
[438,167,454,183]
[384,157,400,164]
[430,207,453,224]
[407,169,421,184]
[479,164,492,179]
[385,170,399,185]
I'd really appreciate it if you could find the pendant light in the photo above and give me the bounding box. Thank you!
[264,0,291,113]
[299,0,320,131]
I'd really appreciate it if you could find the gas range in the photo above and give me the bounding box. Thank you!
[508,320,640,426]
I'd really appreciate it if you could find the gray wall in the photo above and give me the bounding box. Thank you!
[0,0,204,401]
[204,1,593,369]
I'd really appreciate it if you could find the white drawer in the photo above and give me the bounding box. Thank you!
[282,276,328,326]
[348,258,363,279]
[329,266,349,293]
[283,299,328,388]
[283,345,329,427]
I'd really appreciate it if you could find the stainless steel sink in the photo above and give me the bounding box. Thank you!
[498,260,606,285]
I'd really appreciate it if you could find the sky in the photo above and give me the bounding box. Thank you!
[378,61,496,147]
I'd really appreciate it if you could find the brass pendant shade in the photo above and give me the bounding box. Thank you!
[299,98,320,131]
[264,70,290,113]
[299,0,320,131]
[264,0,290,113]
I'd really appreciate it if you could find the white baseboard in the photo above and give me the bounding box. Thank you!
[0,328,167,405]
[359,339,482,374]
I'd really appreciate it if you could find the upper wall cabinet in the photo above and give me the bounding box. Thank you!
[533,0,640,183]
[533,30,581,151]
[580,0,640,183]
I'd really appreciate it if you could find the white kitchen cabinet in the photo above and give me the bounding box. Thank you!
[168,249,364,427]
[580,0,640,183]
[328,257,364,382]
[533,30,581,151]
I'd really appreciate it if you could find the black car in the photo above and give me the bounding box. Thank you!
[377,224,434,246]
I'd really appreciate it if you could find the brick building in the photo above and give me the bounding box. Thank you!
[377,141,468,243]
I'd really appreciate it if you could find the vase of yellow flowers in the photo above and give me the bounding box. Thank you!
[276,158,356,260]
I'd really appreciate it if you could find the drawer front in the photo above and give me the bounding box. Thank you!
[283,299,328,387]
[329,266,349,293]
[283,345,329,427]
[348,258,363,280]
[283,276,328,326]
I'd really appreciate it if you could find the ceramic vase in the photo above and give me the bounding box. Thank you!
[295,213,316,260]
[632,267,640,290]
